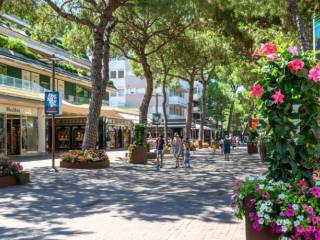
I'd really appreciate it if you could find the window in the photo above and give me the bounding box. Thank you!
[0,64,7,75]
[118,70,124,78]
[118,89,124,96]
[110,71,117,78]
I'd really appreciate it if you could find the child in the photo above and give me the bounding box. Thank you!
[183,146,191,168]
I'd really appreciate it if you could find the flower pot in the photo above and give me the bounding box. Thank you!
[129,145,147,164]
[164,148,171,155]
[247,143,258,154]
[245,215,278,240]
[198,140,203,149]
[60,160,110,169]
[0,172,30,188]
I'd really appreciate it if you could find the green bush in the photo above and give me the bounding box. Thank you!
[134,124,146,146]
[0,35,9,48]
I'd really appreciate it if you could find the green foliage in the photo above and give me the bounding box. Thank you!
[134,124,146,146]
[248,128,258,144]
[253,44,320,181]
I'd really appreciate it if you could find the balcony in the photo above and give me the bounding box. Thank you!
[0,74,48,94]
[168,96,187,106]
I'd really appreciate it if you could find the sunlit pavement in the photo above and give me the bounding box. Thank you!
[0,148,267,240]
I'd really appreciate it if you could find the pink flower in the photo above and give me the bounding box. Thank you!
[287,59,304,71]
[261,191,269,199]
[255,185,261,191]
[248,211,256,218]
[310,216,320,225]
[306,226,315,233]
[285,208,295,217]
[310,187,320,198]
[251,84,263,98]
[287,183,292,189]
[296,226,304,235]
[251,220,262,232]
[267,53,277,62]
[272,90,285,104]
[308,67,320,82]
[288,46,298,56]
[298,179,307,190]
[306,206,314,215]
[261,42,277,55]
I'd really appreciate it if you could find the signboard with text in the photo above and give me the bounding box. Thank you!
[45,91,61,115]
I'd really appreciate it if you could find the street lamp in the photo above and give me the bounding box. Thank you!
[152,92,162,137]
[41,54,62,172]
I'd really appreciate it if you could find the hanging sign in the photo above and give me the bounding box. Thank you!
[45,91,61,115]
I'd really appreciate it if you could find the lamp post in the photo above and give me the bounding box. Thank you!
[41,54,61,172]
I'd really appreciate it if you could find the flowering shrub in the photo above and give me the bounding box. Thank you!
[60,150,109,163]
[0,156,24,177]
[250,43,320,181]
[232,172,320,240]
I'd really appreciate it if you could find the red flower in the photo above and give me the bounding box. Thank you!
[261,42,277,55]
[287,59,304,72]
[250,84,263,98]
[272,90,285,104]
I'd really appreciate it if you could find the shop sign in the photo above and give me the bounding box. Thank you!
[45,91,61,115]
[0,105,37,116]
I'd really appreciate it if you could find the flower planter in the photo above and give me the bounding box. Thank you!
[198,140,203,149]
[0,172,30,188]
[129,145,147,164]
[247,143,258,154]
[245,215,278,240]
[60,161,110,169]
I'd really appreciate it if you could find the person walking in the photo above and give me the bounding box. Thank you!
[183,138,191,168]
[156,135,165,170]
[223,135,231,161]
[172,133,181,168]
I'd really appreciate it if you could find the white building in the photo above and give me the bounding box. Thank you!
[109,58,203,137]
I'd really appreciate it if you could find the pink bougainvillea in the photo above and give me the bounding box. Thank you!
[250,84,263,98]
[287,59,304,72]
[261,42,277,55]
[266,53,277,62]
[308,64,320,82]
[272,90,285,104]
[288,46,298,56]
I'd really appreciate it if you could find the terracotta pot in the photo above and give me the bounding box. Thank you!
[0,172,30,188]
[164,148,171,154]
[198,140,203,149]
[130,145,147,164]
[245,215,278,240]
[147,152,157,159]
[60,160,110,169]
[247,143,258,154]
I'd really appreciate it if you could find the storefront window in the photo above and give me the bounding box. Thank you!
[21,116,38,152]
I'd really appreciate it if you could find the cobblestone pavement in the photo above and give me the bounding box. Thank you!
[0,148,267,240]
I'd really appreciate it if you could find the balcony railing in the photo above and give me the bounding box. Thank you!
[0,74,48,93]
[0,74,110,106]
[168,96,187,106]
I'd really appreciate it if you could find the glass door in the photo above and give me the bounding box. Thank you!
[6,115,21,155]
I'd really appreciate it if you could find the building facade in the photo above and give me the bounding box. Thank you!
[109,58,203,138]
[0,15,136,155]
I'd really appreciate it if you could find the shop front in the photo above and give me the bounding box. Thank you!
[0,104,45,155]
[107,118,133,149]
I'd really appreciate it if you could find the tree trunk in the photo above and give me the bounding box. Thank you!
[139,55,153,124]
[82,30,105,149]
[162,76,168,146]
[186,78,194,139]
[227,100,235,135]
[199,81,207,142]
[287,0,310,52]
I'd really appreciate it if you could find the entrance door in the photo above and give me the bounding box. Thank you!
[7,116,21,155]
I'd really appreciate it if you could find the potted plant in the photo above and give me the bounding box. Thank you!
[0,156,29,188]
[128,124,147,164]
[232,43,320,239]
[247,127,259,154]
[60,150,110,169]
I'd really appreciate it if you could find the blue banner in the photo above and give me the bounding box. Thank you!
[314,15,320,58]
[45,91,60,115]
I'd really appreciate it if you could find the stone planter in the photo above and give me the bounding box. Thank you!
[60,161,110,169]
[247,143,258,154]
[129,145,147,164]
[245,215,278,240]
[147,152,157,159]
[0,172,30,188]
